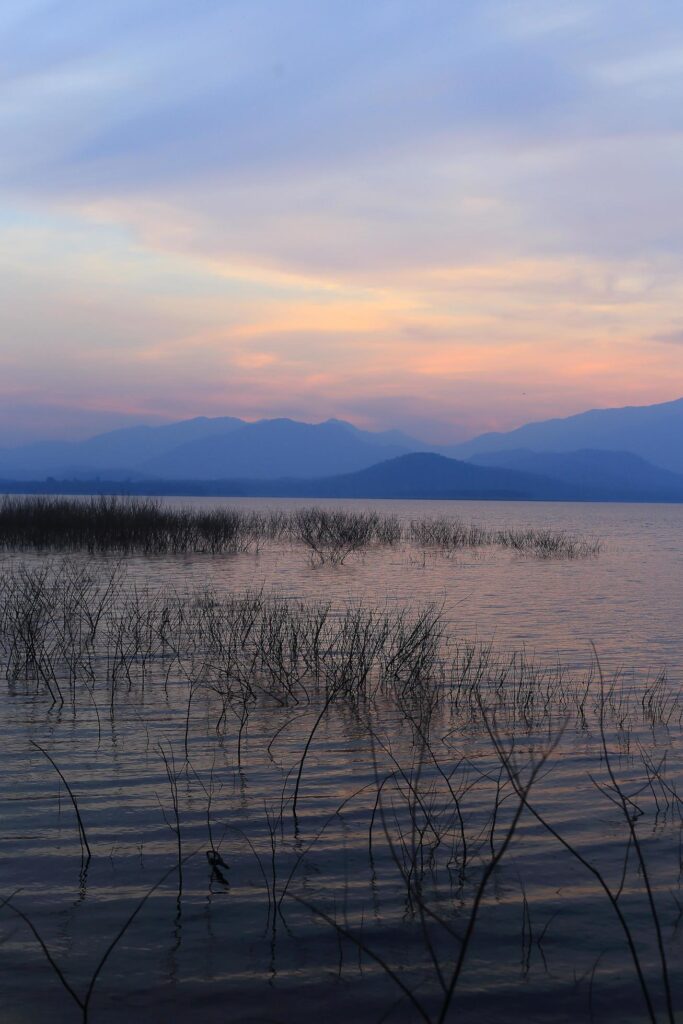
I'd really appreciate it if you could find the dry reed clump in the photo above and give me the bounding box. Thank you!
[291,507,401,564]
[494,526,601,558]
[0,562,670,733]
[408,516,492,549]
[0,495,600,561]
[0,495,267,555]
[409,515,601,558]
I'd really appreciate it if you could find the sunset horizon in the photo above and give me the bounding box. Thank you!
[3,3,683,445]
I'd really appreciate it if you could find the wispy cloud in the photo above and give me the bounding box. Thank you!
[1,1,682,440]
[652,329,683,346]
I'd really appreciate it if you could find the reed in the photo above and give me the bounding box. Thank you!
[2,562,679,1022]
[0,562,675,734]
[1,851,200,1023]
[0,495,600,560]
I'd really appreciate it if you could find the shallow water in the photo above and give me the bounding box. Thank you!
[1,499,682,1023]
[8,497,681,672]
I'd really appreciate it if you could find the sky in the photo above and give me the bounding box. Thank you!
[1,0,683,445]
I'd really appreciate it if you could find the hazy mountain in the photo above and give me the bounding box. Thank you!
[73,416,245,461]
[1,397,682,490]
[326,419,435,452]
[0,454,569,500]
[448,397,683,474]
[138,418,415,479]
[4,449,683,501]
[280,453,568,499]
[0,416,246,480]
[469,449,683,501]
[0,415,427,481]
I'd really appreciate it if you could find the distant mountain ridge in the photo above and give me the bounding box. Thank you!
[0,396,681,500]
[467,449,683,501]
[449,397,683,474]
[0,416,245,480]
[0,416,426,481]
[135,418,415,480]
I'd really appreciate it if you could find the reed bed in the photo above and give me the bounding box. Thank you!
[0,560,679,1022]
[409,515,600,558]
[0,561,666,731]
[0,495,281,555]
[0,495,600,561]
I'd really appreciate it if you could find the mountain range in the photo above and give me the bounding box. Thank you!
[0,397,682,502]
[0,417,428,481]
[451,396,683,474]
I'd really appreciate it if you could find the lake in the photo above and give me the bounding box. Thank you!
[1,499,682,1023]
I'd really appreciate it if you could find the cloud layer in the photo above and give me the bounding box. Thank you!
[1,1,682,443]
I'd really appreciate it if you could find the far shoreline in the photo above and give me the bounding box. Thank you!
[1,479,683,505]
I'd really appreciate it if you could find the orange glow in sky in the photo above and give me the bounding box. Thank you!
[1,3,682,443]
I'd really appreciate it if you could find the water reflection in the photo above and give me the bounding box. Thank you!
[0,500,682,1022]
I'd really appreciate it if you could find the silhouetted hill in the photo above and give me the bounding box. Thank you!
[279,453,568,499]
[0,454,569,500]
[449,397,683,473]
[4,449,683,501]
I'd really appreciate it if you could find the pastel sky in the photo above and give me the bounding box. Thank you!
[2,1,683,444]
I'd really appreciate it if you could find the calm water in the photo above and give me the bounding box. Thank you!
[1,499,682,1023]
[41,496,683,673]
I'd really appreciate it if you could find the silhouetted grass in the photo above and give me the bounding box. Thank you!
[0,495,279,554]
[0,495,600,560]
[409,515,600,558]
[0,561,667,731]
[291,507,401,564]
[1,559,678,1022]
